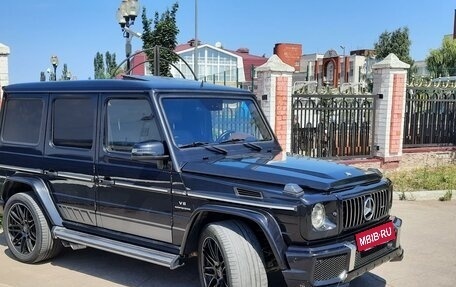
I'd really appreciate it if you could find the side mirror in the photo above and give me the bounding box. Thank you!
[131,141,169,161]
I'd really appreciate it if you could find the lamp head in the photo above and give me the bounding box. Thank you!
[127,0,140,22]
[116,8,127,28]
[50,55,59,68]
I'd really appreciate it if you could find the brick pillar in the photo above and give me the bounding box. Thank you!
[256,55,294,152]
[372,53,409,169]
[0,43,10,101]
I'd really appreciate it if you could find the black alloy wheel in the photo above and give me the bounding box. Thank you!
[201,236,228,287]
[7,201,37,255]
[198,220,267,287]
[3,192,61,263]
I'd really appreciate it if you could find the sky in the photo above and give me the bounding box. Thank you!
[1,1,455,84]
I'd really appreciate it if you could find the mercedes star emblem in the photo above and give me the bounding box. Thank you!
[363,196,375,221]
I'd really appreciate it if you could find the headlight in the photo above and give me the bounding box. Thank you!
[311,203,336,231]
[311,203,326,230]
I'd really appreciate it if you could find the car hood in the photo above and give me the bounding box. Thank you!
[181,154,382,192]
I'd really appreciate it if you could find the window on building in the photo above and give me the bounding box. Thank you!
[326,62,334,82]
[175,47,238,84]
[1,98,43,145]
[105,98,160,152]
[53,98,95,149]
[340,61,345,79]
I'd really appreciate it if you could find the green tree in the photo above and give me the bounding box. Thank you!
[105,52,118,78]
[426,36,456,77]
[60,63,72,80]
[141,2,179,77]
[94,52,105,79]
[93,52,118,79]
[374,27,413,65]
[61,64,68,80]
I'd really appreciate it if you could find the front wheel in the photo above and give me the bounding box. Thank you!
[198,220,267,287]
[3,192,61,263]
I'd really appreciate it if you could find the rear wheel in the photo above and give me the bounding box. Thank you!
[3,192,61,263]
[198,220,267,287]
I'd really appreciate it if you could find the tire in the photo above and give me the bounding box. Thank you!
[3,192,62,263]
[198,220,267,287]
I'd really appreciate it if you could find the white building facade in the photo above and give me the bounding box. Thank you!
[171,43,246,87]
[0,43,10,100]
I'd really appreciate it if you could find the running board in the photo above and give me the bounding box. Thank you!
[52,226,182,269]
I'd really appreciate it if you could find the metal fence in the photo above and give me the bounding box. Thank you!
[403,82,456,147]
[211,102,262,140]
[202,65,257,91]
[291,85,376,158]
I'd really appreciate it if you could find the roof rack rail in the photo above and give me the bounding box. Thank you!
[112,46,197,81]
[121,75,151,81]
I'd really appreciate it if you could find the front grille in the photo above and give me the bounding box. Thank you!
[342,189,390,230]
[355,244,393,268]
[314,254,348,282]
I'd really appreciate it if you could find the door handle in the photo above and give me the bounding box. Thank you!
[98,176,115,185]
[44,170,58,177]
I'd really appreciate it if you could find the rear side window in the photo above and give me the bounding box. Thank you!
[1,98,43,144]
[53,98,95,149]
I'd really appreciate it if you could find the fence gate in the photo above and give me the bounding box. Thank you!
[291,83,376,158]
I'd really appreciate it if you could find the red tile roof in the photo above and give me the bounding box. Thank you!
[224,48,267,81]
[175,43,193,52]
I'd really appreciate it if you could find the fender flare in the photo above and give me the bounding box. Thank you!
[180,204,288,269]
[2,174,63,226]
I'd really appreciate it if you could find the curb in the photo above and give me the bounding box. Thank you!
[393,190,452,201]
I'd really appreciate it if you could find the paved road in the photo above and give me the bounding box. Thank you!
[0,200,455,287]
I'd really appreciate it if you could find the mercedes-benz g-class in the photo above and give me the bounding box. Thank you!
[0,76,403,287]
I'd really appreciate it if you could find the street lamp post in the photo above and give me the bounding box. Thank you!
[194,0,198,80]
[340,45,346,57]
[50,55,59,81]
[116,0,140,75]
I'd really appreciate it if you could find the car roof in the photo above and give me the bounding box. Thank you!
[3,75,252,95]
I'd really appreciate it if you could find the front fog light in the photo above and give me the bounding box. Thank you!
[311,203,326,229]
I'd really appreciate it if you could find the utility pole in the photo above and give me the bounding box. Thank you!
[194,0,198,80]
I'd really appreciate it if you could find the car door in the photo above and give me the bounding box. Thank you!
[44,93,98,226]
[95,94,173,243]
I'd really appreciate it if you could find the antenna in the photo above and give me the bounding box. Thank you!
[200,80,204,88]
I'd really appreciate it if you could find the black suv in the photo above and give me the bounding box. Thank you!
[0,76,403,287]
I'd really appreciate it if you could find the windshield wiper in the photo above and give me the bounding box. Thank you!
[243,142,262,151]
[179,142,227,155]
[218,138,262,152]
[204,145,228,155]
[179,141,209,149]
[218,138,245,144]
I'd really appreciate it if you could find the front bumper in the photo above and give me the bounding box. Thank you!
[282,216,404,287]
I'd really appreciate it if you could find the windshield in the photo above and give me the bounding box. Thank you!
[162,97,273,147]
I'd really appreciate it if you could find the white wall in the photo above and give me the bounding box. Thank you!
[0,43,11,100]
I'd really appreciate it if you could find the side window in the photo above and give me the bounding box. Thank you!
[1,98,43,145]
[53,98,95,149]
[105,98,160,152]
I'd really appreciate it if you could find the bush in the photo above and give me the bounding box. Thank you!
[385,165,456,192]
